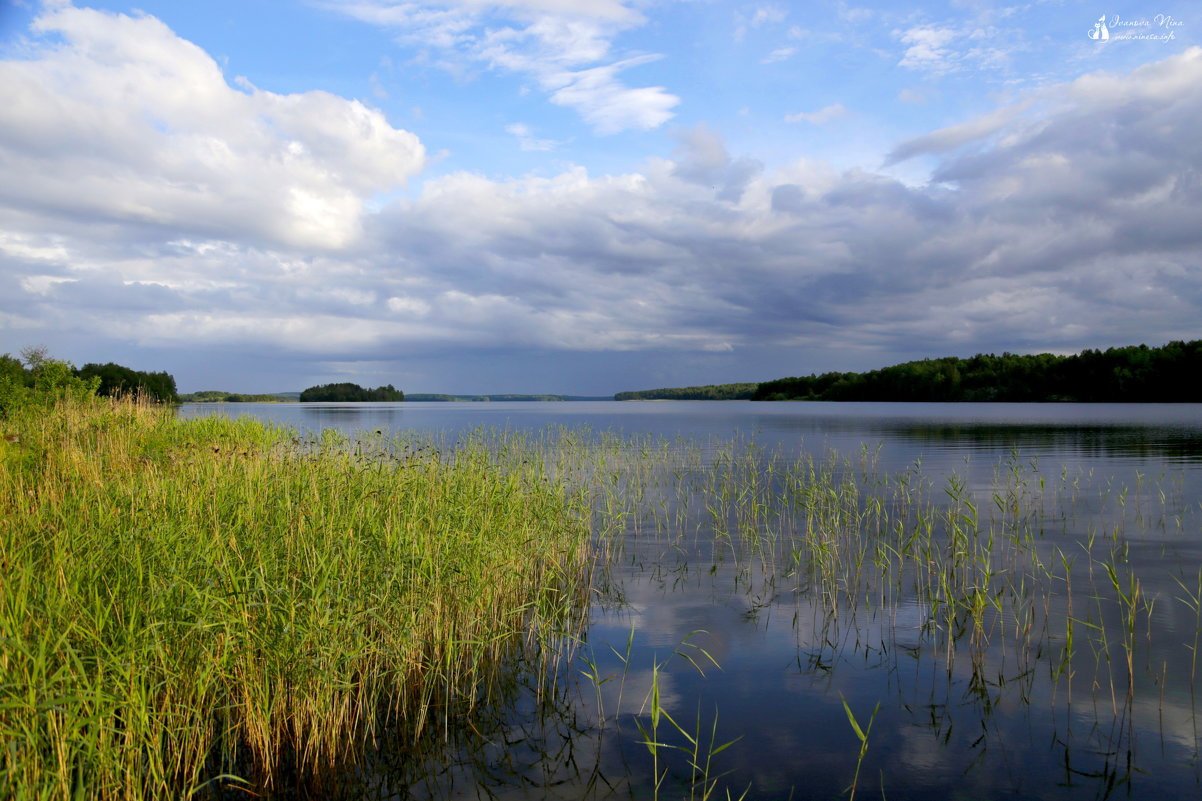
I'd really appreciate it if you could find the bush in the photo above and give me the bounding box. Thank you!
[0,349,100,416]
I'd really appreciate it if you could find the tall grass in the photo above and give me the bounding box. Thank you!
[0,397,593,798]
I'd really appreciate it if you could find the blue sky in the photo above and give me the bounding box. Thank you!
[1,0,1199,394]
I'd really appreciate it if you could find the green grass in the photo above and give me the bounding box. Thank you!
[0,397,593,799]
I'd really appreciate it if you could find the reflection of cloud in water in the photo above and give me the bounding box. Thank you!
[592,665,683,720]
[589,529,1202,797]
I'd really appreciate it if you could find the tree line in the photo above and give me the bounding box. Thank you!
[76,362,178,403]
[179,391,295,403]
[299,383,405,402]
[615,383,759,401]
[752,340,1202,402]
[2,348,178,406]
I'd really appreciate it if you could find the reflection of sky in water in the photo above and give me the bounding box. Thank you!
[180,400,1202,469]
[178,401,1202,799]
[589,536,1202,799]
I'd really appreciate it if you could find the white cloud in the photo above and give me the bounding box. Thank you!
[784,103,849,125]
[836,2,874,24]
[894,20,1022,76]
[439,0,640,25]
[896,25,959,72]
[327,0,678,134]
[545,56,679,134]
[761,47,796,64]
[733,4,788,42]
[750,5,788,27]
[0,6,424,250]
[387,295,432,316]
[505,122,561,151]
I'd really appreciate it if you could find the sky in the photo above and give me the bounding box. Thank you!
[0,0,1199,395]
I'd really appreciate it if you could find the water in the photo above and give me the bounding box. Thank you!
[180,401,1202,799]
[180,400,1202,468]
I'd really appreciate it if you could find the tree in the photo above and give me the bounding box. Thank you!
[0,354,29,387]
[76,362,179,403]
[1,349,100,415]
[19,345,50,372]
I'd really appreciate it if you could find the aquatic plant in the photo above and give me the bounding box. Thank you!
[0,397,592,798]
[564,431,1202,799]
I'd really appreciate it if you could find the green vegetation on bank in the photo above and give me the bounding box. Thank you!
[614,383,759,401]
[0,390,591,798]
[2,347,178,404]
[179,390,297,403]
[76,362,178,403]
[753,340,1202,401]
[299,382,404,402]
[0,350,102,415]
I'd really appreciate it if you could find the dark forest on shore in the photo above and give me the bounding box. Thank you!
[750,340,1202,402]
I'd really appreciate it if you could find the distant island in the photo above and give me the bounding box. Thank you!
[614,383,759,401]
[300,383,404,402]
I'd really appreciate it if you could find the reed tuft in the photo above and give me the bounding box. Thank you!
[0,397,592,798]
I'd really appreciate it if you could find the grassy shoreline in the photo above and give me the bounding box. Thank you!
[0,398,593,798]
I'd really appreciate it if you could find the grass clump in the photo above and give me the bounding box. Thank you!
[0,397,592,799]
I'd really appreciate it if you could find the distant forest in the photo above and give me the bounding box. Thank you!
[299,383,404,402]
[179,390,296,403]
[615,383,759,401]
[753,340,1202,402]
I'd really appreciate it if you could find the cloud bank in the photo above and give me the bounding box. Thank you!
[1,6,1200,393]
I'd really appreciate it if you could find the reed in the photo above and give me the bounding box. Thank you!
[0,397,593,798]
[568,431,1202,798]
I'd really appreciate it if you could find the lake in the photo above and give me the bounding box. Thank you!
[179,401,1202,800]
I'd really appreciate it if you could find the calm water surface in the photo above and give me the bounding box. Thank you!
[180,399,1202,468]
[180,402,1202,800]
